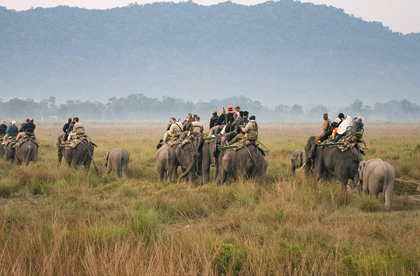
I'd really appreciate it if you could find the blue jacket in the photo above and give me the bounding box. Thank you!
[66,122,74,135]
[7,124,18,136]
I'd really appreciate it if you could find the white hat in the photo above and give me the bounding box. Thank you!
[357,116,363,122]
[11,120,16,124]
[334,118,341,124]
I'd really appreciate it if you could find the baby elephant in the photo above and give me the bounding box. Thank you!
[104,147,129,178]
[291,149,306,175]
[358,158,395,210]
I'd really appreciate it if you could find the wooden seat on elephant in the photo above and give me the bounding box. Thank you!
[14,133,39,148]
[62,134,96,148]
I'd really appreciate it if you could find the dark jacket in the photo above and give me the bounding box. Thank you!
[216,114,226,126]
[235,117,248,134]
[209,115,219,129]
[67,122,74,134]
[183,118,194,132]
[7,125,18,136]
[63,122,70,133]
[0,124,7,135]
[25,122,36,134]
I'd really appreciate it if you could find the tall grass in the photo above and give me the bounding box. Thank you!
[1,121,420,275]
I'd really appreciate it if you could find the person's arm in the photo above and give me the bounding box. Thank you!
[322,120,328,131]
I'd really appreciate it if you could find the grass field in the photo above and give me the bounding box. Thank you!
[1,121,420,276]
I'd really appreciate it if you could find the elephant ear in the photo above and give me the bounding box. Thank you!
[307,142,317,160]
[297,151,303,167]
[105,151,110,161]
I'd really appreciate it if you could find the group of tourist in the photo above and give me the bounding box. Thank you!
[0,119,36,145]
[315,113,364,144]
[163,105,258,146]
[61,117,85,142]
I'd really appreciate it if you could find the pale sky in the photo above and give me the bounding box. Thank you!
[0,0,419,34]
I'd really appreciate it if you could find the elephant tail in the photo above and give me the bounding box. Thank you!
[178,154,197,183]
[26,142,34,164]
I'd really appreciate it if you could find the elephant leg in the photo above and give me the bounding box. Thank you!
[122,164,127,178]
[384,187,392,210]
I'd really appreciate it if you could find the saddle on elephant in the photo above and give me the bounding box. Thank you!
[219,139,267,156]
[61,133,96,149]
[318,134,367,152]
[14,133,39,148]
[4,136,17,146]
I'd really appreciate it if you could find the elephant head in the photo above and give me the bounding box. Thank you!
[304,136,317,173]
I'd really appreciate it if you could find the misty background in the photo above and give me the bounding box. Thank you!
[1,0,419,120]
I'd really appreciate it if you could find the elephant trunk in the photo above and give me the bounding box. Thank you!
[178,153,197,183]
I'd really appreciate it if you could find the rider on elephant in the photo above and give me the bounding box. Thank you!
[0,121,7,139]
[315,113,332,143]
[234,111,249,134]
[163,117,183,143]
[2,120,18,145]
[209,111,219,130]
[228,115,258,145]
[62,118,72,141]
[17,118,36,141]
[68,117,85,141]
[333,114,354,142]
[191,116,204,133]
[183,113,194,132]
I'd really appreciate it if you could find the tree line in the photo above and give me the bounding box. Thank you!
[0,95,419,122]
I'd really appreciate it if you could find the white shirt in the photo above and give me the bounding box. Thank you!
[337,115,353,135]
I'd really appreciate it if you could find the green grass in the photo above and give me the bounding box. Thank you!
[1,121,420,275]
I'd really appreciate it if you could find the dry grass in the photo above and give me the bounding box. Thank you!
[1,121,420,275]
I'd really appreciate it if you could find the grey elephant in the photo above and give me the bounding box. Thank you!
[304,136,362,187]
[291,149,306,175]
[104,147,129,178]
[217,143,268,184]
[4,142,15,162]
[14,140,38,165]
[57,135,96,171]
[358,158,395,210]
[156,143,178,182]
[176,133,204,185]
[201,135,221,184]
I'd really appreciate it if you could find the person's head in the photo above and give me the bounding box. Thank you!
[228,105,233,112]
[11,120,16,125]
[68,118,72,123]
[1,121,5,125]
[73,117,79,122]
[357,116,363,122]
[249,115,256,120]
[193,114,197,119]
[243,111,249,118]
[323,113,328,120]
[195,116,200,121]
[187,113,192,119]
[334,118,341,124]
[338,113,345,120]
[331,122,338,128]
[220,108,226,115]
[212,111,217,116]
[239,111,244,117]
[170,117,176,124]
[235,106,241,112]
[30,118,34,123]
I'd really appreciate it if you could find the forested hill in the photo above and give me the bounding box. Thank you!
[1,1,419,106]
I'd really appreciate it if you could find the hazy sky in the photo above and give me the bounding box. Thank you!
[1,0,419,34]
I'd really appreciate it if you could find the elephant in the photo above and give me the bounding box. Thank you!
[104,147,129,178]
[176,132,204,185]
[291,149,306,175]
[14,140,38,165]
[4,142,15,162]
[57,135,96,172]
[304,136,362,187]
[217,142,268,184]
[156,143,178,182]
[358,158,395,210]
[201,135,221,184]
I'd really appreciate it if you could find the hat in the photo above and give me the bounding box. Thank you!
[212,111,217,115]
[357,116,363,122]
[235,106,240,111]
[228,106,233,112]
[220,108,226,114]
[1,121,5,124]
[11,120,16,124]
[249,115,256,120]
[334,118,341,124]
